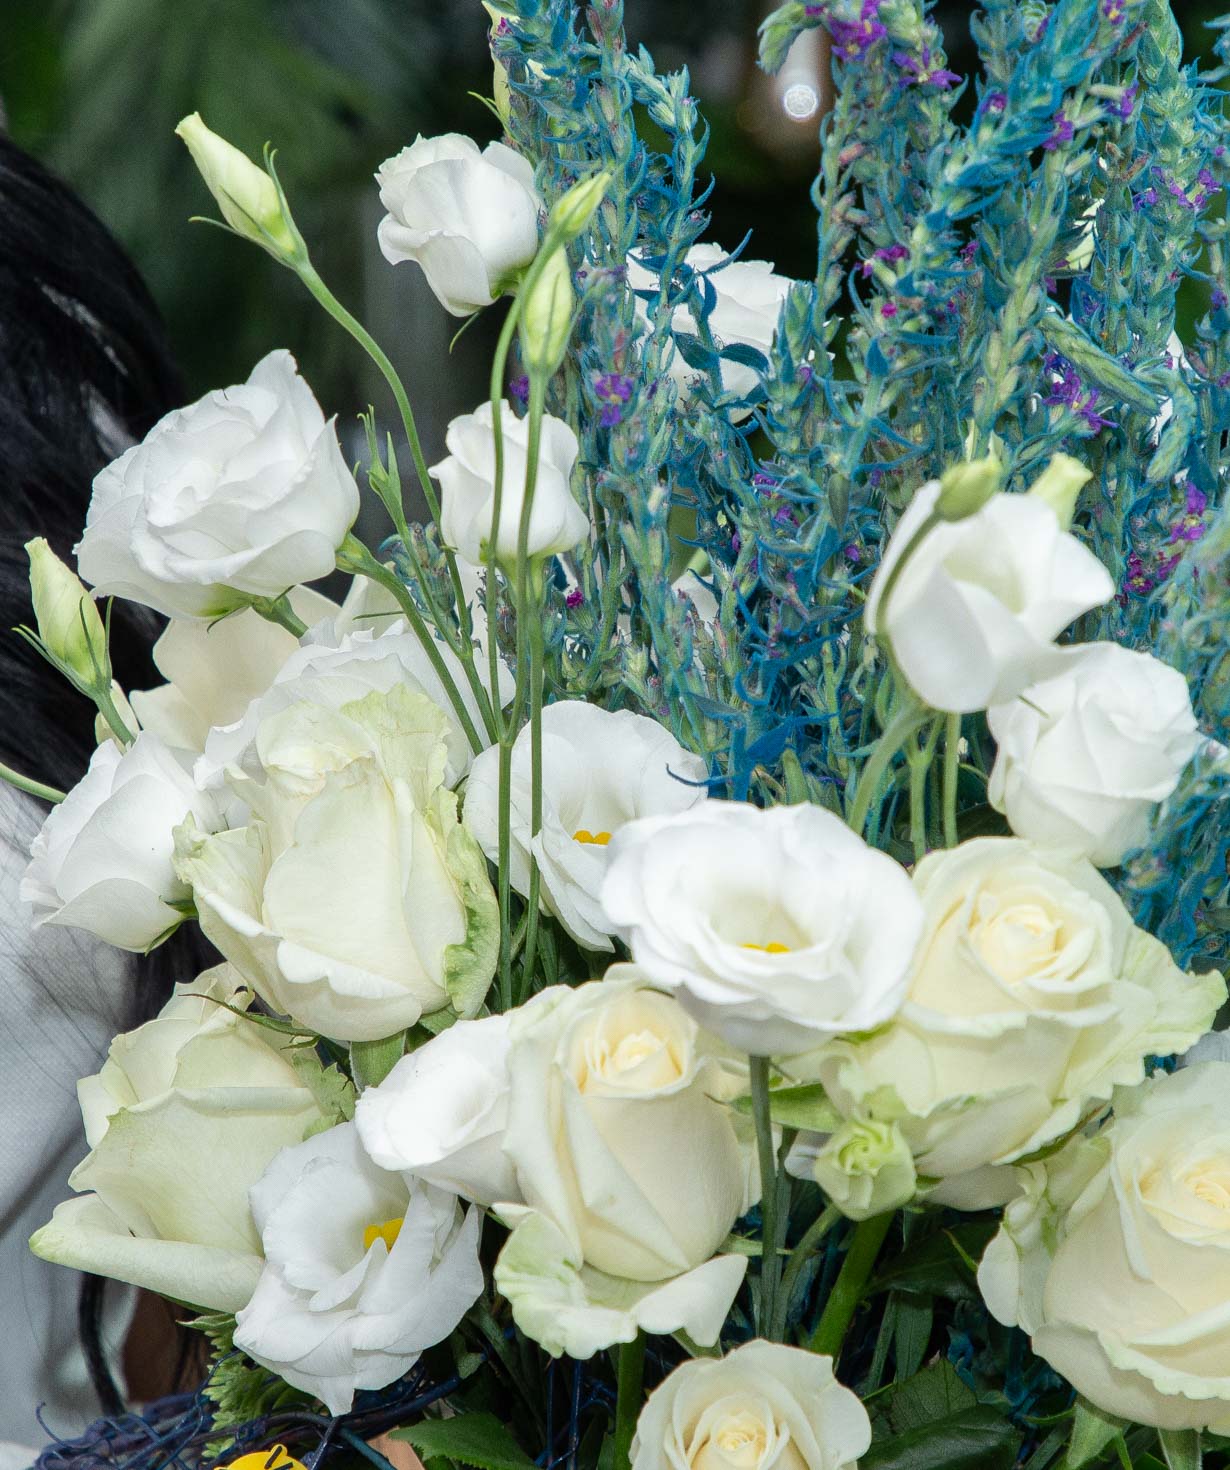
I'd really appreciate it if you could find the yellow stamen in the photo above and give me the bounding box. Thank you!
[742,941,791,954]
[573,828,613,845]
[362,1216,405,1253]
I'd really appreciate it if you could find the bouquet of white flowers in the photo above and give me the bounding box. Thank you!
[14,2,1230,1468]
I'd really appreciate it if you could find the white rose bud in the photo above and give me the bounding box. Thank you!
[21,732,220,951]
[631,1340,871,1470]
[29,966,329,1313]
[376,133,542,316]
[787,1116,917,1221]
[602,801,923,1056]
[25,536,107,684]
[979,1063,1230,1432]
[520,246,575,376]
[175,113,297,258]
[988,643,1199,867]
[234,1122,483,1415]
[464,700,708,951]
[432,399,586,566]
[75,350,359,621]
[794,837,1224,1209]
[864,480,1115,713]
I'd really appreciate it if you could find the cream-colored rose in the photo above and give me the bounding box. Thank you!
[492,978,753,1358]
[29,965,331,1313]
[631,1340,871,1470]
[787,1117,917,1221]
[794,838,1223,1209]
[175,685,498,1042]
[979,1063,1230,1432]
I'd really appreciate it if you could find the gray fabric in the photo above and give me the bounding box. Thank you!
[0,786,134,1444]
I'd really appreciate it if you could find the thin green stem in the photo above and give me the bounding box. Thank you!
[775,1204,841,1340]
[750,1056,782,1338]
[906,718,942,863]
[1113,1436,1133,1470]
[516,375,548,988]
[809,1212,894,1359]
[0,760,65,805]
[496,737,515,1012]
[250,592,309,639]
[612,1333,647,1470]
[93,679,135,747]
[846,691,928,838]
[942,711,962,847]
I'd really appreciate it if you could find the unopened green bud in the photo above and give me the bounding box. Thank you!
[26,538,107,684]
[935,453,1004,521]
[549,172,611,242]
[175,113,297,259]
[519,247,575,375]
[1028,452,1092,530]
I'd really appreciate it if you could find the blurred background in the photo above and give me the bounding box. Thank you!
[0,0,1222,486]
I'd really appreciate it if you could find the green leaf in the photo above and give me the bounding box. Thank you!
[438,787,501,1019]
[892,1297,934,1384]
[869,1221,996,1304]
[392,1413,537,1470]
[731,1082,842,1133]
[349,1032,406,1089]
[289,1051,356,1126]
[887,1361,978,1435]
[1158,1429,1202,1470]
[1063,1398,1125,1469]
[862,1406,1020,1470]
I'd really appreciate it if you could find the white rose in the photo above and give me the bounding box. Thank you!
[196,618,509,793]
[795,838,1224,1209]
[601,802,923,1056]
[130,586,339,753]
[431,399,586,566]
[632,1340,871,1470]
[787,1117,917,1222]
[21,732,220,951]
[234,1121,483,1415]
[355,1013,520,1206]
[864,481,1115,712]
[979,1063,1230,1432]
[988,643,1199,867]
[492,978,753,1358]
[376,133,542,316]
[627,244,794,410]
[75,350,359,620]
[175,685,498,1042]
[29,965,329,1313]
[463,700,708,951]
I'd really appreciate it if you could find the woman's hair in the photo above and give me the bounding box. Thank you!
[0,134,210,1413]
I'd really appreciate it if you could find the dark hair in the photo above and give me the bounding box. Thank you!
[0,135,210,1413]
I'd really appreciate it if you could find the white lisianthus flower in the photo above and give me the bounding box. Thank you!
[979,1063,1230,1432]
[631,1340,871,1470]
[75,350,359,620]
[30,966,329,1313]
[627,244,794,410]
[464,701,708,950]
[130,586,339,754]
[21,732,220,951]
[492,978,754,1358]
[234,1121,483,1415]
[988,643,1199,867]
[431,399,586,566]
[355,1013,520,1206]
[175,685,498,1042]
[601,802,923,1056]
[196,618,509,792]
[792,837,1224,1209]
[376,134,542,316]
[864,480,1115,713]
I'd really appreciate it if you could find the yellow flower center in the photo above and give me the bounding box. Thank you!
[573,828,612,845]
[221,1448,308,1470]
[742,941,792,954]
[694,1411,770,1470]
[362,1216,405,1253]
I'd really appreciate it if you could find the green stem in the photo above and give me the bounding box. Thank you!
[92,679,135,747]
[846,691,928,838]
[496,736,515,1012]
[249,592,309,639]
[942,711,962,847]
[809,1212,894,1359]
[750,1055,782,1338]
[612,1333,647,1470]
[0,760,65,805]
[336,536,483,755]
[775,1204,841,1340]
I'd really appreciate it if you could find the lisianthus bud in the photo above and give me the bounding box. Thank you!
[519,247,575,376]
[789,1116,917,1221]
[549,172,611,241]
[26,537,107,684]
[1028,452,1091,530]
[175,114,297,258]
[935,452,1003,521]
